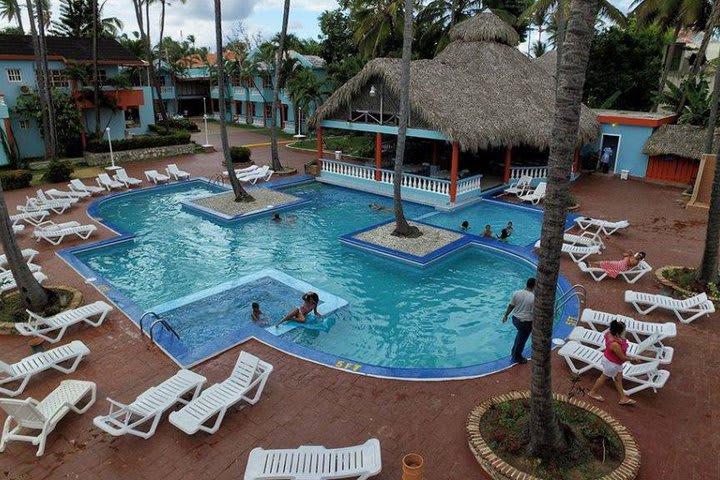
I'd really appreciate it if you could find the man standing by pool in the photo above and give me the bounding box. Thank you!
[502,277,536,364]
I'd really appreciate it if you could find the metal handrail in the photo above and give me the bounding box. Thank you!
[150,319,180,344]
[139,312,160,334]
[555,284,587,316]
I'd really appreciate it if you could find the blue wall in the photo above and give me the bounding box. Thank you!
[0,102,9,166]
[596,124,655,177]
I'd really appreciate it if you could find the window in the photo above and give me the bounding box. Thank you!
[49,70,69,88]
[125,107,140,128]
[264,103,273,120]
[7,69,22,82]
[19,119,31,129]
[262,75,272,89]
[98,69,107,82]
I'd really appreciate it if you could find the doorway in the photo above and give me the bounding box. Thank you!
[599,134,620,173]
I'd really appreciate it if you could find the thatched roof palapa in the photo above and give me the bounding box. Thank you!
[309,12,599,152]
[534,50,557,77]
[643,124,719,160]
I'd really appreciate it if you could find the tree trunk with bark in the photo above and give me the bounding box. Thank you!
[528,0,599,458]
[653,23,682,112]
[270,0,291,172]
[25,0,51,160]
[15,7,24,34]
[0,184,49,311]
[554,0,566,94]
[35,0,56,160]
[93,0,101,138]
[392,0,421,238]
[214,0,253,203]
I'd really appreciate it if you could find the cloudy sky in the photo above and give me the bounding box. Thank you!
[1,0,635,52]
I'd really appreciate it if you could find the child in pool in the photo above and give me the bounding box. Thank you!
[482,225,493,238]
[497,228,511,242]
[251,302,270,326]
[277,292,322,325]
[460,221,470,231]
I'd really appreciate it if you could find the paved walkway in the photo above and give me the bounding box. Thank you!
[0,144,717,479]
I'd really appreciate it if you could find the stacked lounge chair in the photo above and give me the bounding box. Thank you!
[625,291,715,324]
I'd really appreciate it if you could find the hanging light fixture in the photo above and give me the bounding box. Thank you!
[369,85,377,97]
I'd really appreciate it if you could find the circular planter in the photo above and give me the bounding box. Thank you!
[466,390,640,480]
[0,285,83,335]
[273,167,298,177]
[655,266,720,303]
[402,453,424,480]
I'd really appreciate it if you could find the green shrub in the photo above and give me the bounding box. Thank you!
[0,169,33,190]
[230,146,252,163]
[148,118,200,133]
[86,131,192,153]
[43,160,75,183]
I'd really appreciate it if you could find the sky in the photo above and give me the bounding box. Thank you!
[0,0,636,53]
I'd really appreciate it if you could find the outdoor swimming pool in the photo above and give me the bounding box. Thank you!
[65,180,576,379]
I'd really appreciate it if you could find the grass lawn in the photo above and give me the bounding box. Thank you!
[30,166,105,186]
[292,135,374,158]
[226,122,295,140]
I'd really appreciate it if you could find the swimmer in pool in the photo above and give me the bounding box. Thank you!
[369,203,391,212]
[506,221,514,235]
[482,224,493,238]
[251,302,269,326]
[277,292,321,325]
[497,228,511,242]
[460,221,470,231]
[272,213,281,222]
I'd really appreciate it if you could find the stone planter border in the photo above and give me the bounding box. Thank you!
[84,143,195,166]
[466,390,640,480]
[0,285,83,335]
[655,266,720,303]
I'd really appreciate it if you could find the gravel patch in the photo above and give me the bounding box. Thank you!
[192,189,300,217]
[355,222,463,257]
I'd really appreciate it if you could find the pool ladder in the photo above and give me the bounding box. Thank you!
[209,173,225,186]
[139,312,180,346]
[555,284,587,317]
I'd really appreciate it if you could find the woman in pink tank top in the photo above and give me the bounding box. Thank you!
[588,320,637,406]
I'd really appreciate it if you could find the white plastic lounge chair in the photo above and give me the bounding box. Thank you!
[12,225,24,234]
[96,173,124,191]
[114,168,142,188]
[577,260,652,284]
[9,211,49,227]
[221,165,259,177]
[0,379,96,456]
[625,291,716,324]
[574,217,630,236]
[567,326,673,364]
[0,341,90,397]
[238,166,274,185]
[518,182,546,204]
[579,308,677,347]
[169,351,273,435]
[145,170,170,184]
[502,175,533,197]
[93,369,206,439]
[244,438,382,480]
[558,340,670,396]
[0,248,39,272]
[166,164,190,180]
[534,241,601,263]
[0,271,47,296]
[32,223,96,245]
[563,232,604,249]
[14,301,113,344]
[18,198,73,215]
[44,188,90,201]
[69,179,105,195]
[35,189,78,206]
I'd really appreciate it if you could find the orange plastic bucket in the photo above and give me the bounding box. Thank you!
[402,453,424,480]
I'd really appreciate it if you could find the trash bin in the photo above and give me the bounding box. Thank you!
[620,169,630,180]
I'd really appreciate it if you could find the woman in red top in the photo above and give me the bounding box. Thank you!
[588,320,637,405]
[589,251,645,279]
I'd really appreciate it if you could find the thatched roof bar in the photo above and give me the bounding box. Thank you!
[320,119,449,141]
[643,124,718,160]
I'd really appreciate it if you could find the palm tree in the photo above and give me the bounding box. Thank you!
[214,0,253,203]
[528,0,599,456]
[391,0,421,238]
[286,67,328,134]
[349,0,405,58]
[51,0,123,37]
[269,0,292,173]
[92,0,101,137]
[0,0,24,33]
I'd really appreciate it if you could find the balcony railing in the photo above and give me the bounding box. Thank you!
[160,86,175,96]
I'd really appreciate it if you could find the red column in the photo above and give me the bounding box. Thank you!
[572,149,580,174]
[374,132,382,181]
[432,141,439,165]
[450,142,459,203]
[316,127,323,163]
[504,146,512,183]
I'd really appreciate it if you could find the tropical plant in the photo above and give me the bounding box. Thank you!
[269,0,292,173]
[392,0,421,238]
[348,0,405,58]
[13,89,83,156]
[51,0,123,37]
[531,39,547,57]
[527,0,599,457]
[286,67,329,134]
[0,0,25,33]
[658,78,711,126]
[214,0,253,203]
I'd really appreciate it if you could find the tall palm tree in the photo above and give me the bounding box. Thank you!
[132,0,169,127]
[269,0,291,173]
[0,0,24,33]
[528,0,599,456]
[35,0,57,160]
[93,0,101,137]
[392,0,421,238]
[51,0,123,37]
[214,0,253,203]
[349,0,405,58]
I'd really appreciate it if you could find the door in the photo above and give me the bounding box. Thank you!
[599,134,620,172]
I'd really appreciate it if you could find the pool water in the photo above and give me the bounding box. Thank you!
[74,181,561,373]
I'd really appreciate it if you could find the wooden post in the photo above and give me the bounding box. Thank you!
[432,141,439,165]
[504,146,512,183]
[572,149,580,174]
[375,132,382,180]
[317,127,323,163]
[450,142,459,203]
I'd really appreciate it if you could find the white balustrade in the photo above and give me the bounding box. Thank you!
[0,94,5,106]
[457,175,483,194]
[510,166,547,180]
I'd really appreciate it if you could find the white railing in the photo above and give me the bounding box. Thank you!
[233,86,245,96]
[160,86,175,96]
[457,174,483,194]
[0,94,6,106]
[510,166,547,180]
[322,159,376,181]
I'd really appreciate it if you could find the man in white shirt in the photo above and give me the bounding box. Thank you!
[502,277,536,364]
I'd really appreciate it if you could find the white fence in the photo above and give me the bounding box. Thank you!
[159,86,175,96]
[510,166,547,180]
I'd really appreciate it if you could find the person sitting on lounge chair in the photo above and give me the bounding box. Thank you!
[589,251,645,279]
[587,320,637,406]
[277,292,321,325]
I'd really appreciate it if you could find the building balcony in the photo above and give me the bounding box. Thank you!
[153,86,176,99]
[75,88,146,109]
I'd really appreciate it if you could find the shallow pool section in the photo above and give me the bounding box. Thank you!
[63,179,577,379]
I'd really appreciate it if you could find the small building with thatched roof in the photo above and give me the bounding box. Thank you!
[308,12,599,205]
[642,124,716,184]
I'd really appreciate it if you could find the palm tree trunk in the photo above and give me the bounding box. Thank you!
[653,23,682,112]
[214,0,253,203]
[93,0,101,138]
[25,0,51,160]
[0,183,49,311]
[144,0,168,128]
[15,5,25,33]
[35,0,56,160]
[392,0,421,238]
[678,1,720,114]
[528,0,599,458]
[554,0,567,93]
[450,0,459,28]
[270,0,291,172]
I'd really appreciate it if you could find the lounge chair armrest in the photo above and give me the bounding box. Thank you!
[106,397,132,414]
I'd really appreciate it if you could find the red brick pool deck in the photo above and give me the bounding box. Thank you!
[0,141,718,480]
